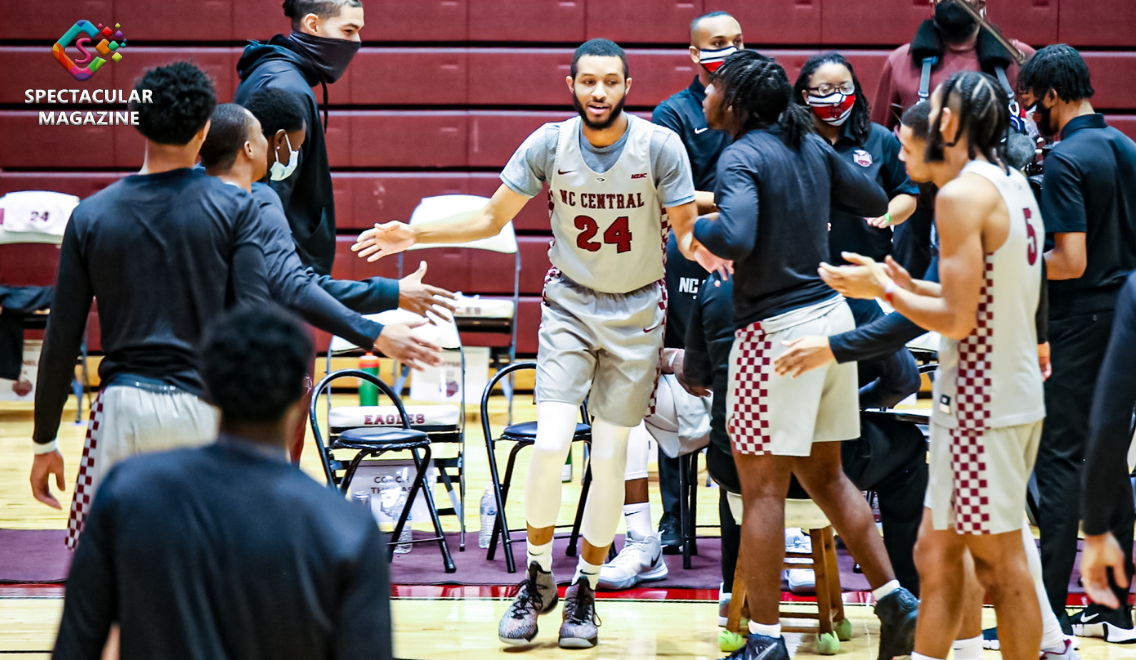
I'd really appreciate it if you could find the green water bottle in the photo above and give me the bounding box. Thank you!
[359,352,380,406]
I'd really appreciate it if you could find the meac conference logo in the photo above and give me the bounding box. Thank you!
[52,20,127,81]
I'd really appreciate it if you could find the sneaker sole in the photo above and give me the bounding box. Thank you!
[1073,622,1136,644]
[558,636,598,649]
[597,563,669,591]
[499,634,537,646]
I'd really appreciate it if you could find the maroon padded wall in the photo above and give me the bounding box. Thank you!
[6,1,1136,354]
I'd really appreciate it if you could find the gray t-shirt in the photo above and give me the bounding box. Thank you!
[501,118,696,208]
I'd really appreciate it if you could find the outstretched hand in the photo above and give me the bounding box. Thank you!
[399,261,458,321]
[818,252,891,300]
[773,336,835,378]
[375,319,444,371]
[352,222,416,262]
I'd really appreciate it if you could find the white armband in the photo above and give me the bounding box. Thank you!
[33,440,58,455]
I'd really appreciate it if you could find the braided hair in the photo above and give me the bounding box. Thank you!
[711,50,814,148]
[792,52,872,144]
[1017,44,1094,103]
[926,71,1009,171]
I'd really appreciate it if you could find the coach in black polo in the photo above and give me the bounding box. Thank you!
[646,10,742,552]
[1020,45,1136,639]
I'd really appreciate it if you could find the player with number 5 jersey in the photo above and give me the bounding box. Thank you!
[352,39,708,650]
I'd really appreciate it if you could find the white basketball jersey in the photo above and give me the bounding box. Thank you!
[933,160,1046,430]
[548,115,667,294]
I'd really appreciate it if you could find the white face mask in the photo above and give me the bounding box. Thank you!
[269,134,299,181]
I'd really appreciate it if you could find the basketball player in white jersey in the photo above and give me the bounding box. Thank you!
[822,71,1046,660]
[353,39,706,649]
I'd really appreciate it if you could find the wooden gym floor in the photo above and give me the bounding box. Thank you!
[0,389,1115,659]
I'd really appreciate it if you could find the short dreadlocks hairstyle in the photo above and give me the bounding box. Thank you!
[711,49,814,148]
[926,71,1009,170]
[1017,44,1094,103]
[793,52,872,145]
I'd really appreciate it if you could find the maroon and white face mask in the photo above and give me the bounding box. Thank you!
[807,91,856,126]
[697,46,737,73]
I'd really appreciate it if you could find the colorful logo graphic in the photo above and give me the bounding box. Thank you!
[52,20,126,81]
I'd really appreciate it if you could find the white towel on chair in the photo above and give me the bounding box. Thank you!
[0,191,78,235]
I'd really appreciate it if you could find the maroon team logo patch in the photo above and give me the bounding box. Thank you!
[631,172,647,179]
[853,150,873,167]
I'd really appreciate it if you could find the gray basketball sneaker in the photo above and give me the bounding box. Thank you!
[559,579,601,649]
[498,563,559,645]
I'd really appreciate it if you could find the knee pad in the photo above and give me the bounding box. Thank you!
[523,402,580,529]
[580,418,632,547]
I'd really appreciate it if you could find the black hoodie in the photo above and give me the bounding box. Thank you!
[235,35,337,276]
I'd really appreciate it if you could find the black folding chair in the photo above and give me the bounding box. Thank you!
[481,361,593,573]
[311,369,455,573]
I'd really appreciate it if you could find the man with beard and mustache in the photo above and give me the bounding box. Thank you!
[872,0,1034,281]
[1016,44,1136,643]
[352,38,702,650]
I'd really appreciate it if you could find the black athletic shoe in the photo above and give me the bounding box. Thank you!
[1071,606,1136,643]
[726,633,791,660]
[875,587,919,660]
[659,512,681,555]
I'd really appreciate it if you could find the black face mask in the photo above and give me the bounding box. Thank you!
[289,31,360,83]
[572,94,627,130]
[934,1,979,42]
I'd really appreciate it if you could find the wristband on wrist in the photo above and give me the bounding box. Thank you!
[883,212,893,226]
[33,440,58,455]
[884,281,897,305]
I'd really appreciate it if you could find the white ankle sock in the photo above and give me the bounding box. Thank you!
[527,539,553,572]
[575,558,602,589]
[951,635,983,660]
[872,579,900,601]
[912,653,945,660]
[623,502,652,539]
[748,621,782,638]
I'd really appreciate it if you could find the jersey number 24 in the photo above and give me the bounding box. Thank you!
[575,215,632,253]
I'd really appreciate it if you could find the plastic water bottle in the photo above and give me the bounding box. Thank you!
[478,484,497,549]
[359,352,379,406]
[393,486,413,554]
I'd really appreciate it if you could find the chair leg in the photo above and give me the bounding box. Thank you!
[727,554,748,634]
[567,455,592,558]
[688,453,699,557]
[490,442,528,572]
[811,528,834,635]
[412,446,456,573]
[679,455,691,570]
[823,527,845,626]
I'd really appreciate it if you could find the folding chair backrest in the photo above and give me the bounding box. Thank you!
[328,309,462,355]
[0,191,76,286]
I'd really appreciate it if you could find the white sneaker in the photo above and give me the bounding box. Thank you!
[784,528,815,595]
[1041,638,1081,660]
[596,530,668,591]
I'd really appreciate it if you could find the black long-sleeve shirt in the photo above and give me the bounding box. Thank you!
[250,184,393,349]
[236,37,338,275]
[694,127,889,326]
[34,169,269,444]
[54,437,393,660]
[829,252,1049,364]
[1082,273,1136,536]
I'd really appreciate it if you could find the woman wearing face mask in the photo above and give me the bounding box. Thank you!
[793,53,918,270]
